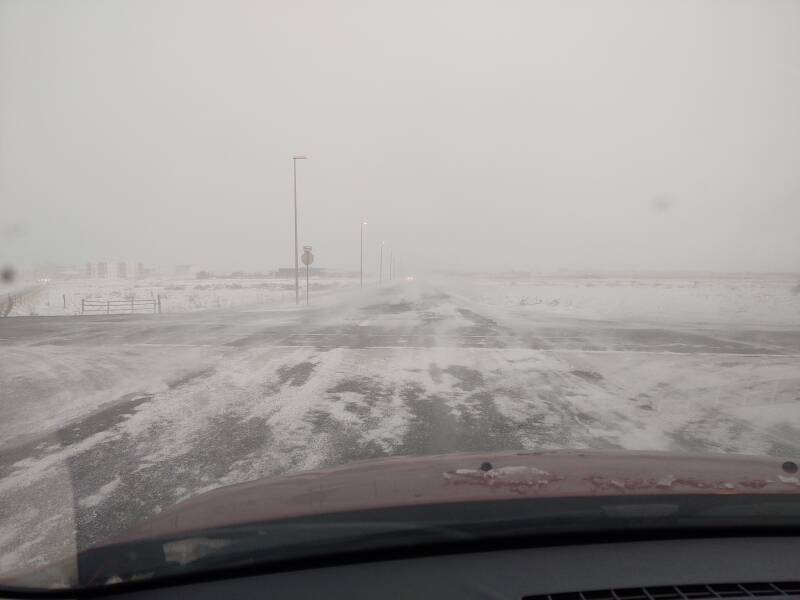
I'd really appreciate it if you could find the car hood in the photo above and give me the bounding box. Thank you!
[120,449,800,543]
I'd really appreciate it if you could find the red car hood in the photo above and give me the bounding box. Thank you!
[122,449,800,543]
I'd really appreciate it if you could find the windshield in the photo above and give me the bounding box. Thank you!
[1,0,799,592]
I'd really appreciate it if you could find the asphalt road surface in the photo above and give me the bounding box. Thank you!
[2,281,800,569]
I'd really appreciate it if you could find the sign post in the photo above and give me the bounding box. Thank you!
[301,245,314,305]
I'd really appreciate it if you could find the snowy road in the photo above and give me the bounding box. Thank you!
[2,280,800,570]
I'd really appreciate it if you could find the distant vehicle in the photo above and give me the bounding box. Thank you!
[6,450,800,598]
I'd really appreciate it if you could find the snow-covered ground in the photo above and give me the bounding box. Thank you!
[1,274,799,577]
[450,274,800,327]
[3,276,360,316]
[0,344,224,449]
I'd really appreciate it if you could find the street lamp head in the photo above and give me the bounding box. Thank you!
[362,221,368,226]
[292,155,308,160]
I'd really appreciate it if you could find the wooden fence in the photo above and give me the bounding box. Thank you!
[81,298,159,315]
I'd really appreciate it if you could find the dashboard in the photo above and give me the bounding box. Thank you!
[92,536,800,600]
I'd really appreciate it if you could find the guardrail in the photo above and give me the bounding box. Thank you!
[81,298,159,315]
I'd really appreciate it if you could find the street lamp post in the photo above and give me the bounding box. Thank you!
[360,221,367,288]
[379,241,384,286]
[292,155,308,305]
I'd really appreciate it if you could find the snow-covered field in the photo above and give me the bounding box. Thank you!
[3,276,360,316]
[451,274,800,327]
[5,273,798,324]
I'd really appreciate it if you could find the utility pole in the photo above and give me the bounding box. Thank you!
[292,155,308,305]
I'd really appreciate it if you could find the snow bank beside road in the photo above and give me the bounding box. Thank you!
[453,274,800,326]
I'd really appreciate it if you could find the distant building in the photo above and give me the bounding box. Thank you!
[175,264,193,276]
[82,261,148,279]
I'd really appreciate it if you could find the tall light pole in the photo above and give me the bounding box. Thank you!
[379,241,385,286]
[292,155,308,305]
[360,221,367,288]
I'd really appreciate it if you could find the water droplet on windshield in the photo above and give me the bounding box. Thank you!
[1,266,15,283]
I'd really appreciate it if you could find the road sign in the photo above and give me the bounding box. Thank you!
[301,247,314,266]
[302,246,314,305]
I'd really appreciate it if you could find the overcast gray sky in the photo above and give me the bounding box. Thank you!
[1,0,799,273]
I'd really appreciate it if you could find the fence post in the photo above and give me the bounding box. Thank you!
[131,297,134,313]
[63,294,66,308]
[81,298,85,315]
[106,300,110,315]
[157,295,162,314]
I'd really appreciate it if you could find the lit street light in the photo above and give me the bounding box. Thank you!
[360,221,368,288]
[292,155,308,305]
